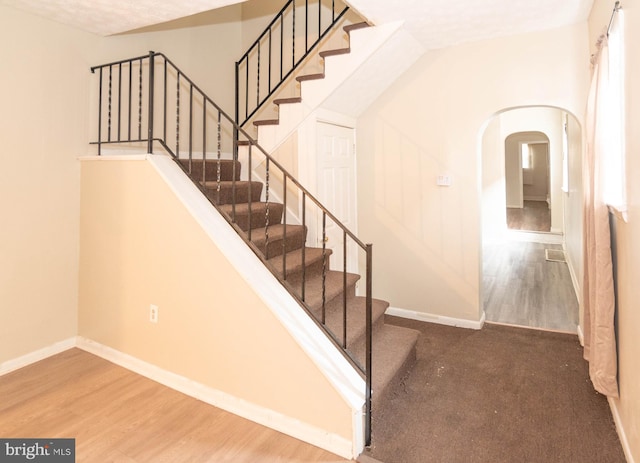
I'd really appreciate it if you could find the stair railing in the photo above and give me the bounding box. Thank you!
[235,0,349,127]
[90,51,373,446]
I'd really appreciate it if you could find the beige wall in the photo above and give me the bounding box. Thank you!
[0,2,252,366]
[96,4,243,117]
[78,158,353,439]
[589,2,640,461]
[0,6,100,364]
[357,24,590,320]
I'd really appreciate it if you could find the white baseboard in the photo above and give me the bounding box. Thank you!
[608,397,636,463]
[76,337,355,459]
[386,307,485,330]
[0,338,77,376]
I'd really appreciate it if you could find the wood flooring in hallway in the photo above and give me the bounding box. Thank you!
[483,235,578,333]
[506,200,551,232]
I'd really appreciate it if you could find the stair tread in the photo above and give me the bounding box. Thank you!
[344,21,370,33]
[288,270,360,311]
[319,47,350,58]
[268,247,331,277]
[253,119,280,126]
[274,97,302,105]
[202,180,262,188]
[247,224,306,244]
[353,323,419,402]
[219,201,282,214]
[322,296,389,352]
[296,72,325,82]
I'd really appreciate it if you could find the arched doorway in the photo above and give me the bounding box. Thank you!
[480,106,582,332]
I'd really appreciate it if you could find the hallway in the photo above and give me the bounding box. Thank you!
[482,232,578,333]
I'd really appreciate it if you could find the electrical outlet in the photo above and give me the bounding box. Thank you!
[150,304,159,323]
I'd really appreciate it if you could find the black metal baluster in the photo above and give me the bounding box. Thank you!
[247,143,253,243]
[318,0,321,46]
[292,0,296,68]
[268,29,272,95]
[301,192,306,301]
[108,65,112,142]
[128,62,132,141]
[280,16,284,81]
[147,51,155,154]
[321,211,327,324]
[305,0,309,52]
[257,42,261,109]
[188,84,193,173]
[163,59,167,144]
[202,98,207,184]
[176,72,180,156]
[245,59,249,124]
[264,157,270,256]
[117,63,122,141]
[365,243,373,447]
[97,67,103,155]
[343,230,347,348]
[216,111,222,206]
[282,176,287,279]
[138,58,143,141]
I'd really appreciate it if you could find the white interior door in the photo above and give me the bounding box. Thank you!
[316,122,357,272]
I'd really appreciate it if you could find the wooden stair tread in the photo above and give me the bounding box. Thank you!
[253,119,280,126]
[296,72,325,82]
[343,21,370,33]
[274,97,302,105]
[319,48,350,58]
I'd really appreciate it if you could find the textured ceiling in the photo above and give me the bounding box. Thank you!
[347,0,594,50]
[0,0,247,36]
[0,0,594,46]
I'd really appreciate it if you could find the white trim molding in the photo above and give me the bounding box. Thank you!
[76,337,356,459]
[608,397,636,463]
[0,338,77,376]
[386,307,485,330]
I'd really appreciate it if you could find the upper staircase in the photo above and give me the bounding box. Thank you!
[89,0,423,449]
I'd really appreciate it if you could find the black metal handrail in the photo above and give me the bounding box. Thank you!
[90,51,373,446]
[235,0,349,127]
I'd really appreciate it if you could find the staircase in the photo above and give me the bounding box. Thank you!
[177,156,419,415]
[89,0,421,449]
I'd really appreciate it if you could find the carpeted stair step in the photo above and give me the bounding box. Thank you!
[353,323,419,406]
[245,224,306,258]
[178,158,240,182]
[267,247,331,280]
[322,296,389,362]
[246,224,307,258]
[287,270,360,313]
[202,180,263,205]
[218,202,284,231]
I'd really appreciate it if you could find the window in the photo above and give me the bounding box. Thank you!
[562,114,569,193]
[602,9,626,214]
[521,143,532,169]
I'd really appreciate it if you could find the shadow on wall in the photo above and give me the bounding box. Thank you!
[366,114,479,315]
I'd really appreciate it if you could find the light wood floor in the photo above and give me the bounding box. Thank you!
[0,349,350,463]
[506,200,551,232]
[483,238,579,333]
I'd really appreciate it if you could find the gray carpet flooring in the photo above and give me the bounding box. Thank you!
[365,317,625,463]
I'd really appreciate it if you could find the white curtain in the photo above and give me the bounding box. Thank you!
[582,31,620,398]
